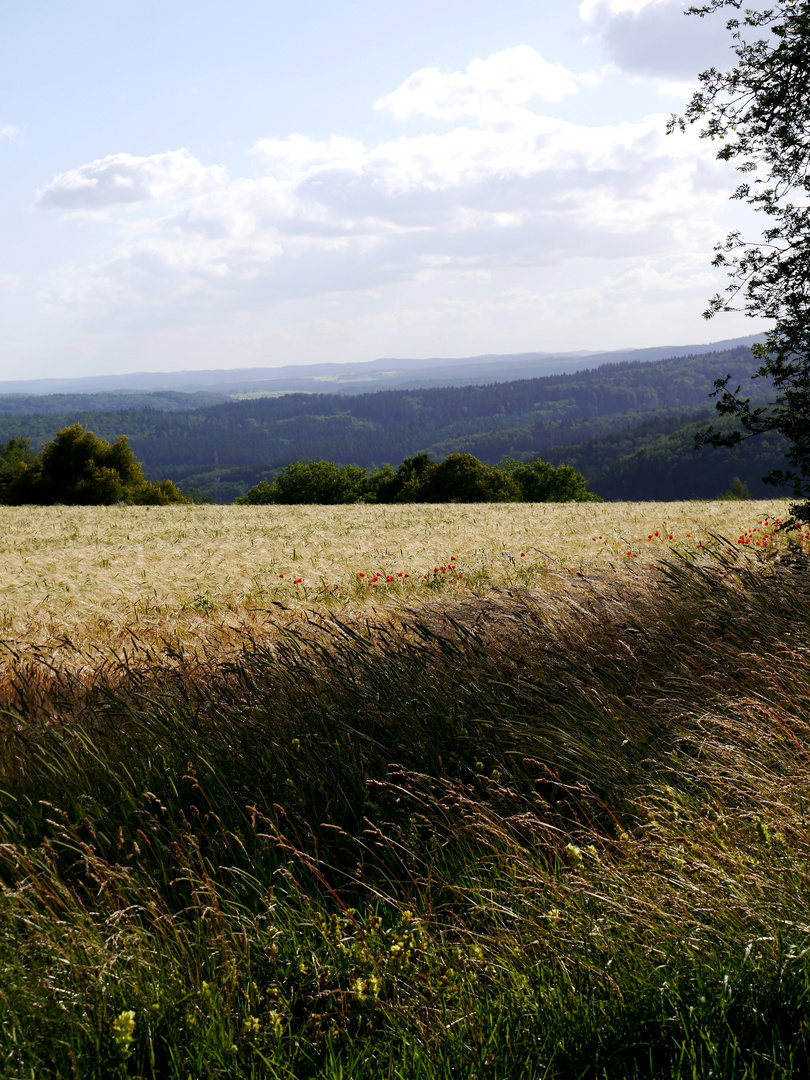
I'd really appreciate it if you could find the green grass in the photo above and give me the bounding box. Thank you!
[2,539,810,1077]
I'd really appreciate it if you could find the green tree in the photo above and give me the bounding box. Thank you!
[0,425,188,505]
[672,0,810,520]
[397,453,522,503]
[0,437,39,503]
[500,456,602,502]
[236,460,372,505]
[37,425,144,504]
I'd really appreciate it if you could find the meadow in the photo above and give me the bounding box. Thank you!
[2,498,810,1079]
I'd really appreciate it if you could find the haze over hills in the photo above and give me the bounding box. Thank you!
[0,335,764,399]
[0,339,786,503]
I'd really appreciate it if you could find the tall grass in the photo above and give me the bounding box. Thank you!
[1,538,810,1076]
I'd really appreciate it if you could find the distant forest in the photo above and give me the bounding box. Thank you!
[0,346,790,502]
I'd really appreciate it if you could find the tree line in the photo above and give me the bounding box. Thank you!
[235,453,600,505]
[0,347,768,500]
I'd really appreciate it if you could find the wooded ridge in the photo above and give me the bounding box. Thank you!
[0,345,786,501]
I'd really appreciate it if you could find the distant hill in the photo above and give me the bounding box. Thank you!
[0,335,763,400]
[0,390,229,416]
[0,343,781,502]
[543,414,791,501]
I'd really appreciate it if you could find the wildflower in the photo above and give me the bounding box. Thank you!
[358,572,364,579]
[279,573,284,579]
[112,1010,136,1058]
[293,577,302,584]
[520,552,525,557]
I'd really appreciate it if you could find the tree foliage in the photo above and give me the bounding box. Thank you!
[0,425,188,505]
[673,0,810,517]
[237,452,600,505]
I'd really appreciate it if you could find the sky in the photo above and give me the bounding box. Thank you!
[0,0,768,380]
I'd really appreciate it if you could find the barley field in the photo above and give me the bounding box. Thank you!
[2,498,810,1077]
[0,499,791,651]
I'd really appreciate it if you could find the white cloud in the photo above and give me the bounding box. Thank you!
[579,0,733,79]
[35,149,227,211]
[0,124,18,141]
[251,134,366,181]
[35,45,739,341]
[375,46,584,123]
[580,0,668,19]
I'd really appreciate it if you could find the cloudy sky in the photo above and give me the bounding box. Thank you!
[1,0,765,380]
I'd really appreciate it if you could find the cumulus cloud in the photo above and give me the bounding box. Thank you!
[375,46,584,122]
[36,45,738,334]
[36,149,227,211]
[579,0,733,79]
[0,124,18,140]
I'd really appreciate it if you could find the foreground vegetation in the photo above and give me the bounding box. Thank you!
[1,504,809,1076]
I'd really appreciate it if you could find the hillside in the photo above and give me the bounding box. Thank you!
[0,335,762,398]
[0,345,776,501]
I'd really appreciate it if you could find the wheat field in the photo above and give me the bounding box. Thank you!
[2,496,810,1077]
[0,499,792,654]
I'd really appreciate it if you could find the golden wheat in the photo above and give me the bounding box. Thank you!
[0,499,789,656]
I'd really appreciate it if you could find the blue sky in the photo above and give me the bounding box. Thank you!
[0,0,764,380]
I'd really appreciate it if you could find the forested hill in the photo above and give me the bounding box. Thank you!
[0,345,776,500]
